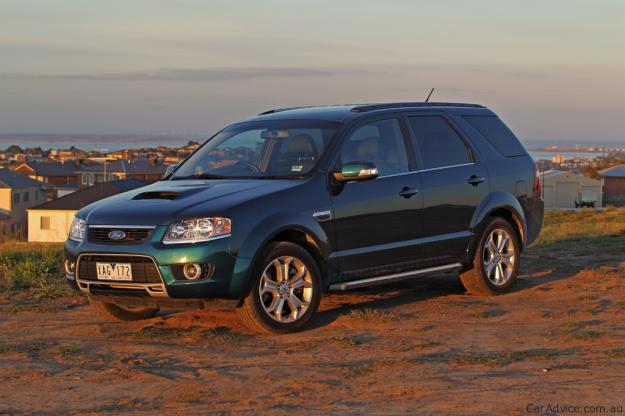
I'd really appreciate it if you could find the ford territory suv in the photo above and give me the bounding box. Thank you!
[65,102,544,334]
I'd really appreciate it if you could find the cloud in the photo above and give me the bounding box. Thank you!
[0,67,354,82]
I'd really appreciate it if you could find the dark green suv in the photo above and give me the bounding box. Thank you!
[65,102,544,334]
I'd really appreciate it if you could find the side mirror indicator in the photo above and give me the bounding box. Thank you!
[333,162,379,183]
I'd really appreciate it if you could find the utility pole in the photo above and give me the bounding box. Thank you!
[95,148,109,184]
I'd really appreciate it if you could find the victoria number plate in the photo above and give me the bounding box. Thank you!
[95,262,133,281]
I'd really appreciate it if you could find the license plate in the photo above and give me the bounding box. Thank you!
[96,262,133,281]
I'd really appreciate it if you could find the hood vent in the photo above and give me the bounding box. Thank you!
[133,191,179,200]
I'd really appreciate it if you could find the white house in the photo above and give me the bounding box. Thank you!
[541,170,603,209]
[27,179,146,242]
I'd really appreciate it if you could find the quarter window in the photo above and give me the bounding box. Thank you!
[408,116,471,170]
[339,119,409,177]
[463,115,526,157]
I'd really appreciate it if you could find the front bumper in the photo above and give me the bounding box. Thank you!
[65,225,251,300]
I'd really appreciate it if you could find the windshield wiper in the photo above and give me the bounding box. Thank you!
[171,173,230,180]
[256,175,304,179]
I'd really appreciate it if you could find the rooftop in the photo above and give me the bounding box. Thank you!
[75,159,168,174]
[29,179,146,211]
[0,169,46,189]
[15,160,81,177]
[250,102,489,122]
[599,164,625,178]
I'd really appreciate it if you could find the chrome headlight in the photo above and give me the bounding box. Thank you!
[68,217,86,242]
[163,217,231,244]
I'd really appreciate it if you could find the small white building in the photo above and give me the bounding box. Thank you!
[27,179,146,242]
[541,170,603,209]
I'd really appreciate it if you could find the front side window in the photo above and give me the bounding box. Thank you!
[172,121,339,179]
[338,118,409,177]
[408,116,471,170]
[13,193,20,204]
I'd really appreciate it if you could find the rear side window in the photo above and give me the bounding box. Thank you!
[463,115,526,157]
[408,116,471,170]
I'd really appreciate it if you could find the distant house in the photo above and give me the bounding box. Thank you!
[48,147,89,161]
[0,170,47,241]
[541,170,603,209]
[14,160,78,185]
[75,159,168,188]
[599,165,625,207]
[27,179,146,243]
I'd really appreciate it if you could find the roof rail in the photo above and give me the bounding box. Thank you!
[350,102,485,113]
[258,106,314,116]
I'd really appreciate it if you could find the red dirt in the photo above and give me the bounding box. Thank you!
[1,252,624,414]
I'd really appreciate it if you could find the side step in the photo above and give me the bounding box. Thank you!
[328,262,463,291]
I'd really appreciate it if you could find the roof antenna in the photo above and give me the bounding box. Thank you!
[425,88,435,102]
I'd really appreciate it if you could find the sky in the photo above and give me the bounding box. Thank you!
[0,0,624,142]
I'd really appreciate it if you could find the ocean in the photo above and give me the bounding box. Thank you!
[0,135,622,157]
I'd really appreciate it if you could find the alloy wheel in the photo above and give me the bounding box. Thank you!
[258,256,313,323]
[483,228,516,286]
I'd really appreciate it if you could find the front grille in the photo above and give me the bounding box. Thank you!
[88,227,153,244]
[77,255,162,283]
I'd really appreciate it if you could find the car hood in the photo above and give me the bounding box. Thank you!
[81,179,301,226]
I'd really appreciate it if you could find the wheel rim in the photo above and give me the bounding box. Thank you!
[483,228,516,286]
[258,256,313,323]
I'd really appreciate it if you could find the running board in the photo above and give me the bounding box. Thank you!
[328,262,463,291]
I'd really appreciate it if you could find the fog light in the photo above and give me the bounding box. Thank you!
[183,263,202,280]
[64,259,76,276]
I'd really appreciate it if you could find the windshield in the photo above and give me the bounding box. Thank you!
[172,120,340,179]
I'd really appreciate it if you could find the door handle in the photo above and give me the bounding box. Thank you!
[399,186,419,198]
[467,175,485,186]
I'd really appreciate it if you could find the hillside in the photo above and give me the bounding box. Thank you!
[1,209,624,414]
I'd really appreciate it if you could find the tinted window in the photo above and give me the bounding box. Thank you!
[172,121,338,178]
[340,118,409,176]
[463,115,526,157]
[409,116,470,170]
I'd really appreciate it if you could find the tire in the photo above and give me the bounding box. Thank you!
[237,241,322,335]
[460,217,521,296]
[88,297,160,322]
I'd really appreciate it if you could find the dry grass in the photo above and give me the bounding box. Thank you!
[454,348,567,367]
[0,243,69,299]
[533,208,625,246]
[343,308,400,323]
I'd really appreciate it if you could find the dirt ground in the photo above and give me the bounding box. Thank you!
[1,218,625,415]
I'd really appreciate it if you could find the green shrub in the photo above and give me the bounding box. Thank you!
[0,244,65,297]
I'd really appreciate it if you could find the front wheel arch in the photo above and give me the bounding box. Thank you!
[234,225,330,299]
[237,241,323,334]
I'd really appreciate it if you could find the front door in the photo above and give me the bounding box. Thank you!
[330,117,423,279]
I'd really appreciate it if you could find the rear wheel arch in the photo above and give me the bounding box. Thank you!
[470,193,527,249]
[488,208,525,247]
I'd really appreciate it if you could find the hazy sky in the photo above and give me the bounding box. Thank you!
[1,0,624,141]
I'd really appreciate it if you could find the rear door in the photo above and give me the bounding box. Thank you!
[405,113,490,266]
